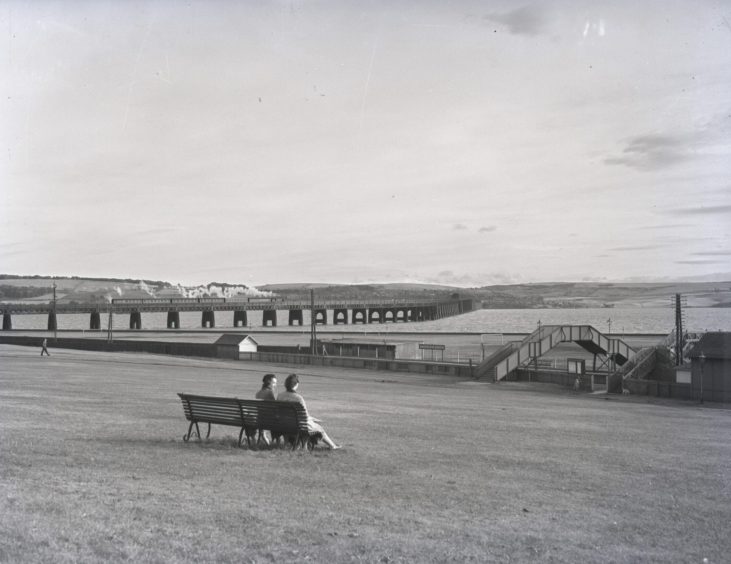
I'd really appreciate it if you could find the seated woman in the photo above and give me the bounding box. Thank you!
[255,373,277,400]
[254,374,278,445]
[277,374,340,450]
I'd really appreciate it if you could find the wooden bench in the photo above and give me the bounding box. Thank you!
[177,393,322,450]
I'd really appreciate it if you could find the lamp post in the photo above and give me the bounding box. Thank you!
[699,351,706,404]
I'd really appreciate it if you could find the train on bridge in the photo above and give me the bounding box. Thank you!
[111,297,280,306]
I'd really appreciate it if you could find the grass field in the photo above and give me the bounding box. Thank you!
[1,344,730,563]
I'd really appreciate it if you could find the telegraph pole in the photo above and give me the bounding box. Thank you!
[675,293,684,365]
[52,282,57,342]
[107,298,114,343]
[310,289,317,355]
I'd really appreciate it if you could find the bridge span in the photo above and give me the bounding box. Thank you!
[1,297,474,330]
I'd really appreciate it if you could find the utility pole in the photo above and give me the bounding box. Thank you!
[107,298,114,343]
[52,282,57,342]
[675,293,684,366]
[310,289,317,356]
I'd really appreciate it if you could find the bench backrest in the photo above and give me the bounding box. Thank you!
[239,399,309,435]
[178,393,244,427]
[178,393,310,435]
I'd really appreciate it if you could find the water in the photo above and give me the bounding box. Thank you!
[8,307,731,334]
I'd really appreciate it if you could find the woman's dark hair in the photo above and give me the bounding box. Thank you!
[284,373,299,391]
[262,374,276,388]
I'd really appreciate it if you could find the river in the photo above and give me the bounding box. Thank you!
[7,307,730,334]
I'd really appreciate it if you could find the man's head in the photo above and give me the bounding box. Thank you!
[262,373,277,388]
[284,373,299,392]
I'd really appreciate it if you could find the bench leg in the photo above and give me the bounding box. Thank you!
[183,421,195,442]
[205,423,211,439]
[238,427,246,447]
[183,421,202,442]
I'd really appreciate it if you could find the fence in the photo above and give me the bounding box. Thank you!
[240,351,474,378]
[0,335,216,358]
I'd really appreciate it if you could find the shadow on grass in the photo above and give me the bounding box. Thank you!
[85,435,340,454]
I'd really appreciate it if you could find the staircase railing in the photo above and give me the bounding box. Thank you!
[619,346,657,381]
[474,342,516,380]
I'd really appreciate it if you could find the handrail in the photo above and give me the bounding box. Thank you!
[619,347,657,381]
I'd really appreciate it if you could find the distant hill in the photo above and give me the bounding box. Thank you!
[3,275,730,308]
[259,281,731,308]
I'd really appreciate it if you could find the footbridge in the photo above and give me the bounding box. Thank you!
[491,325,636,381]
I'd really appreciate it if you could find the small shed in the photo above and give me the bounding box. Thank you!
[688,332,731,403]
[215,334,258,359]
[315,338,418,360]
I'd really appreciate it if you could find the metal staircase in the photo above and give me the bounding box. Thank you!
[494,325,636,381]
[474,342,517,380]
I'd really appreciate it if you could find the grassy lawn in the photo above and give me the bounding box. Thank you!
[1,344,729,563]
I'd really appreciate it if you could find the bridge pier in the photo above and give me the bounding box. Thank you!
[233,310,247,327]
[288,309,303,326]
[201,310,215,328]
[314,309,327,325]
[333,309,348,325]
[167,310,180,329]
[90,311,101,330]
[47,313,57,331]
[262,310,277,327]
[129,311,141,330]
[2,313,12,330]
[352,308,366,324]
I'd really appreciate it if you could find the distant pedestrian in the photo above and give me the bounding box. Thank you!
[40,338,50,356]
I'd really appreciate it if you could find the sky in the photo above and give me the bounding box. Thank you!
[1,0,730,287]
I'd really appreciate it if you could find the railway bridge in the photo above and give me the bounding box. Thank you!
[1,297,474,330]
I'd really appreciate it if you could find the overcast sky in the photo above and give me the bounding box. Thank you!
[1,1,730,287]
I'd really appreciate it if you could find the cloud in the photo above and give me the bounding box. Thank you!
[691,250,731,256]
[666,205,731,215]
[604,133,692,171]
[426,270,526,286]
[675,259,725,265]
[608,245,664,251]
[483,6,547,36]
[636,223,691,230]
[478,225,497,233]
[452,223,468,231]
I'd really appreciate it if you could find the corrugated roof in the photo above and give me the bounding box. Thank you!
[215,334,257,345]
[688,332,731,360]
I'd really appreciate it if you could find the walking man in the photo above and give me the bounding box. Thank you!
[40,338,50,356]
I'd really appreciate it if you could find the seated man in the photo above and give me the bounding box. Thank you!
[277,373,340,450]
